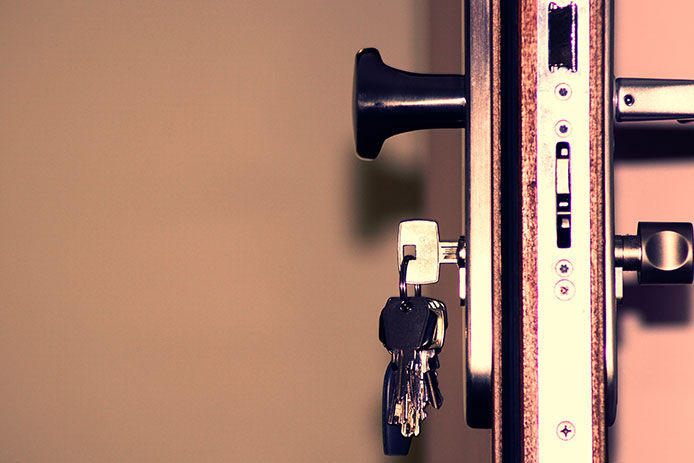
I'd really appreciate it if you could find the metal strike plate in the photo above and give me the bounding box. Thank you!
[536,1,598,458]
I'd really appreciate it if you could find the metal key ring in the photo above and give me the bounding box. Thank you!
[399,255,422,306]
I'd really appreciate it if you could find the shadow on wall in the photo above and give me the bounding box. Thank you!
[615,121,694,326]
[620,283,691,325]
[615,124,694,162]
[350,147,425,241]
[613,121,694,462]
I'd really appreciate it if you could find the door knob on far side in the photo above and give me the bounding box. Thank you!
[353,48,467,159]
[615,222,694,284]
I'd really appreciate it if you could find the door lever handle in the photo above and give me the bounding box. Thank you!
[615,78,694,122]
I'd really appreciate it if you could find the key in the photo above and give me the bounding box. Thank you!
[424,362,443,409]
[417,299,445,410]
[397,220,459,285]
[382,363,411,455]
[398,219,467,303]
[379,296,447,439]
[424,297,447,350]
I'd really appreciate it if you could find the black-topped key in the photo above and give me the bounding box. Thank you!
[379,296,447,443]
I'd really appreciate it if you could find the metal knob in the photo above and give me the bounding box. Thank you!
[353,48,467,159]
[615,222,694,284]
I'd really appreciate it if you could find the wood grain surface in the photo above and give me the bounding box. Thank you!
[589,0,607,461]
[519,0,539,461]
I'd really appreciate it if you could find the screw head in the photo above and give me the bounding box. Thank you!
[555,120,572,137]
[555,83,572,100]
[624,94,635,106]
[554,279,576,301]
[555,259,573,277]
[557,421,576,441]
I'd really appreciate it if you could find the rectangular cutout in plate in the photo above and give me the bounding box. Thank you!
[555,141,571,197]
[555,142,571,247]
[557,215,571,248]
[548,2,578,72]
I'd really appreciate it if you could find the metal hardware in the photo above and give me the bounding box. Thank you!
[614,234,641,271]
[382,364,412,455]
[536,2,593,460]
[555,83,572,100]
[398,255,422,306]
[615,78,694,122]
[398,220,458,285]
[556,421,576,441]
[611,222,694,428]
[553,280,576,301]
[615,222,694,284]
[555,120,572,137]
[603,0,617,430]
[380,248,449,456]
[379,296,447,444]
[352,48,466,159]
[458,237,467,305]
[351,17,491,428]
[555,259,573,276]
[397,220,467,302]
[465,0,495,430]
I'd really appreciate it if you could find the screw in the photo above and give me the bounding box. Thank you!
[555,259,573,277]
[555,83,572,100]
[554,279,576,301]
[557,421,576,441]
[624,94,635,106]
[555,120,572,137]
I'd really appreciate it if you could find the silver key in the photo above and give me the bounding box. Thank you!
[391,349,440,437]
[391,349,422,437]
[397,220,461,287]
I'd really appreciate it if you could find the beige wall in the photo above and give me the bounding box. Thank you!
[0,1,445,461]
[1,1,692,462]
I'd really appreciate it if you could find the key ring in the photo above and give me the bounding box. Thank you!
[399,255,422,308]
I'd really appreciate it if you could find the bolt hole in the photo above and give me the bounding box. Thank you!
[624,94,635,106]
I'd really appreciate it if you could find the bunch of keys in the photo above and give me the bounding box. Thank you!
[379,254,448,455]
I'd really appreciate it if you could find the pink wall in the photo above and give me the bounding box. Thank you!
[612,1,694,460]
